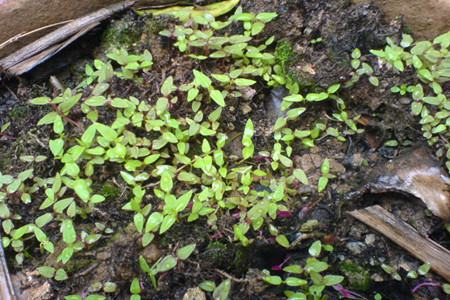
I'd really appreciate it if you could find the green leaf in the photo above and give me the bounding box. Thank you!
[31,96,51,105]
[130,277,141,294]
[73,179,90,202]
[49,139,64,156]
[317,176,328,193]
[61,219,76,244]
[283,265,303,274]
[37,112,58,125]
[418,262,431,275]
[306,92,328,102]
[94,123,117,141]
[327,84,340,94]
[55,268,68,281]
[264,275,282,285]
[309,240,322,257]
[85,96,106,106]
[155,255,177,273]
[193,70,212,88]
[175,190,193,212]
[176,243,196,260]
[35,213,53,228]
[202,139,211,153]
[145,212,163,232]
[285,277,307,287]
[293,169,309,185]
[213,279,231,300]
[187,88,199,102]
[287,107,306,120]
[274,118,287,131]
[210,89,226,107]
[161,76,176,96]
[159,214,176,234]
[160,173,173,193]
[256,12,278,22]
[212,74,230,83]
[320,159,330,175]
[235,78,256,86]
[134,213,145,233]
[37,266,55,278]
[323,275,344,286]
[276,235,290,248]
[199,280,216,292]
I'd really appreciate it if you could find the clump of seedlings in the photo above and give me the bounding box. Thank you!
[0,4,448,299]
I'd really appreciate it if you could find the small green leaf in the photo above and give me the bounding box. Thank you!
[199,280,216,292]
[176,243,196,260]
[276,235,290,248]
[155,255,177,273]
[418,262,431,275]
[61,219,76,244]
[323,275,344,286]
[213,279,231,300]
[235,78,256,86]
[160,173,173,193]
[37,266,55,278]
[159,214,176,234]
[73,179,90,202]
[55,268,68,281]
[193,70,212,88]
[318,176,328,193]
[264,275,282,285]
[210,89,226,107]
[309,240,322,257]
[285,277,307,287]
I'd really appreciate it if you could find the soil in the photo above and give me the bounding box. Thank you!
[352,0,450,40]
[0,1,449,299]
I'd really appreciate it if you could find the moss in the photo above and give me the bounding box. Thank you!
[102,182,121,199]
[275,40,295,69]
[339,260,371,291]
[100,13,145,52]
[8,105,31,121]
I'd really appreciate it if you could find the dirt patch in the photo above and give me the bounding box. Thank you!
[353,0,450,40]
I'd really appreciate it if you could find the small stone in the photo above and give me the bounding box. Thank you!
[399,97,411,105]
[140,244,162,264]
[346,241,366,255]
[365,234,376,245]
[240,103,252,115]
[182,287,206,300]
[350,153,364,168]
[96,251,111,261]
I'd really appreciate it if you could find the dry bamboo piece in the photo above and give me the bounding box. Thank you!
[0,1,135,74]
[348,205,450,281]
[0,233,16,300]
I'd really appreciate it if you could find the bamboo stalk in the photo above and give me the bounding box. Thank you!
[348,205,450,281]
[0,233,16,300]
[0,1,135,72]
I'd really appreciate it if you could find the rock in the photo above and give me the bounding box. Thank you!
[346,241,367,255]
[399,97,412,105]
[182,287,206,300]
[364,234,376,245]
[140,243,162,264]
[354,146,450,221]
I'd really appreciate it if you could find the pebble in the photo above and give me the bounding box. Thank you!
[399,97,412,105]
[346,241,367,255]
[182,287,206,300]
[364,234,376,245]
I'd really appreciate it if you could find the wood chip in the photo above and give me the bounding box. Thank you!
[348,205,450,281]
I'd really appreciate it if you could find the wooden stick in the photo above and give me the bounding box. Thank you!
[0,1,135,71]
[348,205,450,281]
[0,234,16,300]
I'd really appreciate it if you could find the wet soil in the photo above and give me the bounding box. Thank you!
[0,1,449,299]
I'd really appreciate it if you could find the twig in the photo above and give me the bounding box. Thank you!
[215,269,249,283]
[0,20,73,50]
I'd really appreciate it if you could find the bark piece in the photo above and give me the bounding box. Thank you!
[348,205,450,281]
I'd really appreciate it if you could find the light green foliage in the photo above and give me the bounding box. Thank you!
[362,32,450,171]
[264,240,342,300]
[1,6,359,298]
